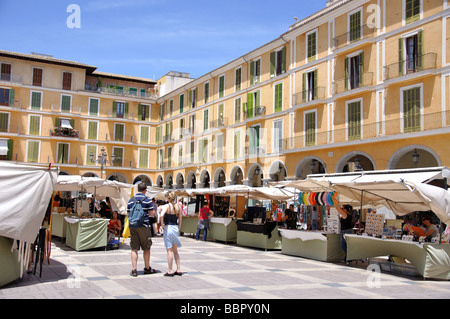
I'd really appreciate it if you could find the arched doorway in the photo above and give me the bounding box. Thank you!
[230,165,244,185]
[269,160,287,182]
[294,157,326,179]
[213,168,226,188]
[388,145,440,169]
[132,174,152,186]
[336,151,375,172]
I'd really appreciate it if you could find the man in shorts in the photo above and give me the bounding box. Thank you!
[127,182,157,277]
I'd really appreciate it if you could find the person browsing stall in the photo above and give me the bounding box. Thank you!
[196,199,214,241]
[333,204,354,263]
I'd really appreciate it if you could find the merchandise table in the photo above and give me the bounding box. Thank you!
[236,221,281,250]
[65,217,108,251]
[51,213,73,238]
[0,236,22,287]
[180,216,200,236]
[345,234,450,280]
[209,217,237,243]
[280,229,345,262]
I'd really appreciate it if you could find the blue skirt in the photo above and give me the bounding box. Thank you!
[163,225,182,249]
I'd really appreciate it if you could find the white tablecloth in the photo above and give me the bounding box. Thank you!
[210,217,233,227]
[280,229,329,242]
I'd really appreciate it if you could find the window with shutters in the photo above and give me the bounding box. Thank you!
[155,126,162,144]
[274,83,283,112]
[345,52,364,90]
[1,63,11,81]
[303,69,318,102]
[306,30,317,62]
[198,138,208,163]
[235,67,242,92]
[233,130,240,159]
[189,88,197,108]
[179,118,185,139]
[203,109,209,131]
[402,86,421,133]
[87,120,98,140]
[27,140,40,163]
[218,75,225,98]
[204,83,209,104]
[271,47,286,78]
[32,68,43,87]
[62,72,72,90]
[250,59,261,85]
[140,125,150,144]
[169,99,174,117]
[139,148,150,169]
[0,112,9,132]
[85,145,97,165]
[112,147,124,166]
[179,94,184,113]
[28,115,41,135]
[248,125,260,155]
[138,104,150,121]
[398,31,423,76]
[304,111,316,147]
[246,90,260,119]
[190,140,195,164]
[189,114,195,135]
[347,100,362,140]
[0,88,13,106]
[234,98,241,124]
[167,147,172,168]
[349,9,362,43]
[57,143,69,164]
[216,133,224,161]
[114,123,125,141]
[405,0,421,24]
[159,103,165,120]
[61,94,72,113]
[89,98,99,116]
[30,91,42,110]
[178,145,183,166]
[113,101,127,119]
[273,119,283,153]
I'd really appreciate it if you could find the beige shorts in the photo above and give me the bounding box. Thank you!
[130,227,153,251]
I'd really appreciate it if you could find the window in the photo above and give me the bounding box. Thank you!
[189,140,195,163]
[271,47,286,77]
[32,68,43,87]
[402,86,421,132]
[345,52,364,90]
[140,125,150,144]
[61,95,72,113]
[30,91,42,110]
[198,138,208,163]
[28,115,41,135]
[216,133,224,161]
[235,67,242,91]
[155,126,162,144]
[89,98,99,116]
[112,147,124,167]
[0,88,14,106]
[159,103,165,120]
[164,122,173,142]
[86,145,97,165]
[233,130,240,159]
[1,63,11,81]
[27,140,40,163]
[306,30,317,62]
[234,98,241,124]
[113,101,127,118]
[189,88,197,108]
[138,104,150,121]
[304,111,316,146]
[139,148,150,169]
[203,109,209,131]
[347,100,362,140]
[179,118,185,139]
[57,143,69,164]
[246,90,260,119]
[156,148,163,169]
[405,0,421,24]
[189,114,195,134]
[114,123,125,141]
[303,69,318,102]
[169,100,173,117]
[178,145,183,166]
[129,88,137,96]
[218,75,225,98]
[250,59,261,85]
[204,83,209,104]
[85,120,97,140]
[274,83,283,112]
[167,147,172,168]
[62,72,72,90]
[399,31,423,76]
[0,112,9,132]
[349,10,362,42]
[179,94,184,113]
[248,125,260,155]
[217,104,224,127]
[273,119,283,153]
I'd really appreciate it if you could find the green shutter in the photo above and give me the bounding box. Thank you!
[89,98,99,115]
[399,38,404,76]
[417,30,423,71]
[9,89,14,107]
[270,51,276,77]
[29,116,40,135]
[314,70,318,100]
[88,121,97,139]
[138,104,142,121]
[194,88,198,107]
[275,83,282,112]
[281,46,286,73]
[124,103,129,119]
[27,141,39,162]
[302,73,307,103]
[344,57,349,90]
[61,95,71,112]
[359,52,364,86]
[247,93,253,119]
[112,101,117,117]
[6,139,13,160]
[31,92,41,110]
[180,94,184,113]
[256,90,260,108]
[140,126,149,144]
[219,76,224,98]
[250,61,255,86]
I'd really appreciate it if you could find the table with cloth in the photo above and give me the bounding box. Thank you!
[180,216,201,237]
[345,234,450,280]
[236,221,281,250]
[65,217,109,251]
[209,217,237,243]
[280,229,345,262]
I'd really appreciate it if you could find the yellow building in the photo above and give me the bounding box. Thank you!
[1,0,449,188]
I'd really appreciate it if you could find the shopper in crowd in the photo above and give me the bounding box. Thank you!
[196,199,214,241]
[127,182,157,277]
[420,215,439,240]
[108,211,122,237]
[160,192,183,277]
[334,203,354,263]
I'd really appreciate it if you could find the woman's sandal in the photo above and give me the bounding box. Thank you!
[174,271,182,276]
[130,269,138,277]
[164,272,174,277]
[144,267,157,275]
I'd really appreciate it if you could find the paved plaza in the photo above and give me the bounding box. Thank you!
[1,234,449,302]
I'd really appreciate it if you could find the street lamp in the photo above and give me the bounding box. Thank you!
[89,147,116,179]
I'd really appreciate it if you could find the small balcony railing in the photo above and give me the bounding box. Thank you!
[333,25,379,50]
[333,72,373,95]
[293,87,326,105]
[383,52,437,81]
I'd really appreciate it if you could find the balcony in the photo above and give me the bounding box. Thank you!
[0,73,23,85]
[210,118,228,129]
[293,87,326,105]
[383,53,437,81]
[84,84,158,100]
[333,25,378,50]
[50,127,79,138]
[333,72,373,95]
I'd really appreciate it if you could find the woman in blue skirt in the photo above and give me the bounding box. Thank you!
[160,192,183,277]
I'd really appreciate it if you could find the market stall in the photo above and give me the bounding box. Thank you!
[0,162,58,287]
[64,216,109,251]
[236,220,282,250]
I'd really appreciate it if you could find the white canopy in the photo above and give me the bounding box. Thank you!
[0,162,58,242]
[54,176,134,215]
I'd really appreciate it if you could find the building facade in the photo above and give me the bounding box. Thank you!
[1,0,449,188]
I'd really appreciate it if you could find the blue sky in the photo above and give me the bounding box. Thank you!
[0,0,325,80]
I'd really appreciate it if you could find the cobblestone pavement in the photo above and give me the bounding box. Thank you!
[1,235,449,303]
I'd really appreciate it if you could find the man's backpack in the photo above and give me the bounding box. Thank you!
[128,197,147,228]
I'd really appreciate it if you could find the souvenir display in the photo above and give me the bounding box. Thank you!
[365,213,385,237]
